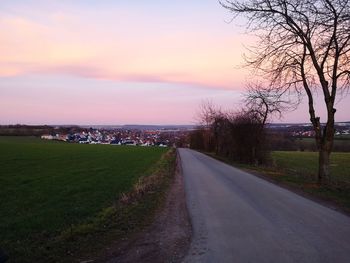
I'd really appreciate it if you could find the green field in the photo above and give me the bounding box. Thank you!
[272,151,350,183]
[295,137,350,152]
[266,151,350,212]
[0,136,168,262]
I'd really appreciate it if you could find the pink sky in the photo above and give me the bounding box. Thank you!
[0,0,349,125]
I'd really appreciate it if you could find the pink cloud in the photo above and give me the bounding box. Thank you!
[0,11,247,90]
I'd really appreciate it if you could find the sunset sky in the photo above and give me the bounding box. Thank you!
[1,0,349,125]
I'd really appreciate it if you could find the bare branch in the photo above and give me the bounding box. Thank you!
[221,0,350,181]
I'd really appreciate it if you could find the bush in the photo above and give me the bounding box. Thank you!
[190,109,270,165]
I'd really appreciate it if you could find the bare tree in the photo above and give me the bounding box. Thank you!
[221,0,350,182]
[197,100,222,128]
[196,100,224,152]
[243,83,294,163]
[192,101,270,164]
[244,82,297,127]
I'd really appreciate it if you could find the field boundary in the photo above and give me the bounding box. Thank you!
[96,149,192,263]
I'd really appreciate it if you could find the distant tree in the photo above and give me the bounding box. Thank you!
[196,100,224,152]
[233,109,270,164]
[197,100,222,128]
[221,0,350,182]
[194,101,269,164]
[189,128,206,150]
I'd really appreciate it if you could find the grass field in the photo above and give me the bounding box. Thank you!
[295,137,350,151]
[0,136,170,262]
[335,134,350,139]
[272,151,350,184]
[263,151,350,212]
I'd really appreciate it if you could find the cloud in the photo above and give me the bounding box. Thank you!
[0,7,247,90]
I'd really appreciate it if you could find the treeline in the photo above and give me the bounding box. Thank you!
[0,125,82,136]
[190,117,350,158]
[189,104,270,165]
[269,133,350,152]
[188,84,295,164]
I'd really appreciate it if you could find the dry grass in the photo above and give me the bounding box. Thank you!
[118,150,175,206]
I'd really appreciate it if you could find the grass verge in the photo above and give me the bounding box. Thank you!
[204,151,350,214]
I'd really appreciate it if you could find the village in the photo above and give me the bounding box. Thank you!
[291,129,350,138]
[40,128,189,147]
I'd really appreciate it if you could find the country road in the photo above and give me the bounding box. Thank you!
[178,148,350,263]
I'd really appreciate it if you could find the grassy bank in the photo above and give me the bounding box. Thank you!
[0,136,175,262]
[206,150,350,213]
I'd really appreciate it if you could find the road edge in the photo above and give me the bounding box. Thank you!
[96,148,192,263]
[203,151,350,217]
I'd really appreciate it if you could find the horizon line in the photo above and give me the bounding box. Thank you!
[1,121,350,127]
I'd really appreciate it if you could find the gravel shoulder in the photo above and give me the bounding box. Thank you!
[98,151,192,263]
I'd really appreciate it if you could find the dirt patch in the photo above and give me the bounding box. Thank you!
[96,152,192,263]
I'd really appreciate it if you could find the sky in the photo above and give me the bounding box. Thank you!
[0,0,349,125]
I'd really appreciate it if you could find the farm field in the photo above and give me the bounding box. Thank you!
[294,137,350,152]
[272,151,350,184]
[266,151,350,212]
[0,136,169,262]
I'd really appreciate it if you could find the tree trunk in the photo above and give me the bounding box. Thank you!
[317,115,335,183]
[318,148,331,183]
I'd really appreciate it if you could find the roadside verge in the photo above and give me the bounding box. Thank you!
[93,149,192,263]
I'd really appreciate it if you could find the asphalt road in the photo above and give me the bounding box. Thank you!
[179,148,350,263]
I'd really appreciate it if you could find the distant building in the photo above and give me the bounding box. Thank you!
[41,135,55,140]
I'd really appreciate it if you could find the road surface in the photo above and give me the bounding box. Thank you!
[179,148,350,263]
